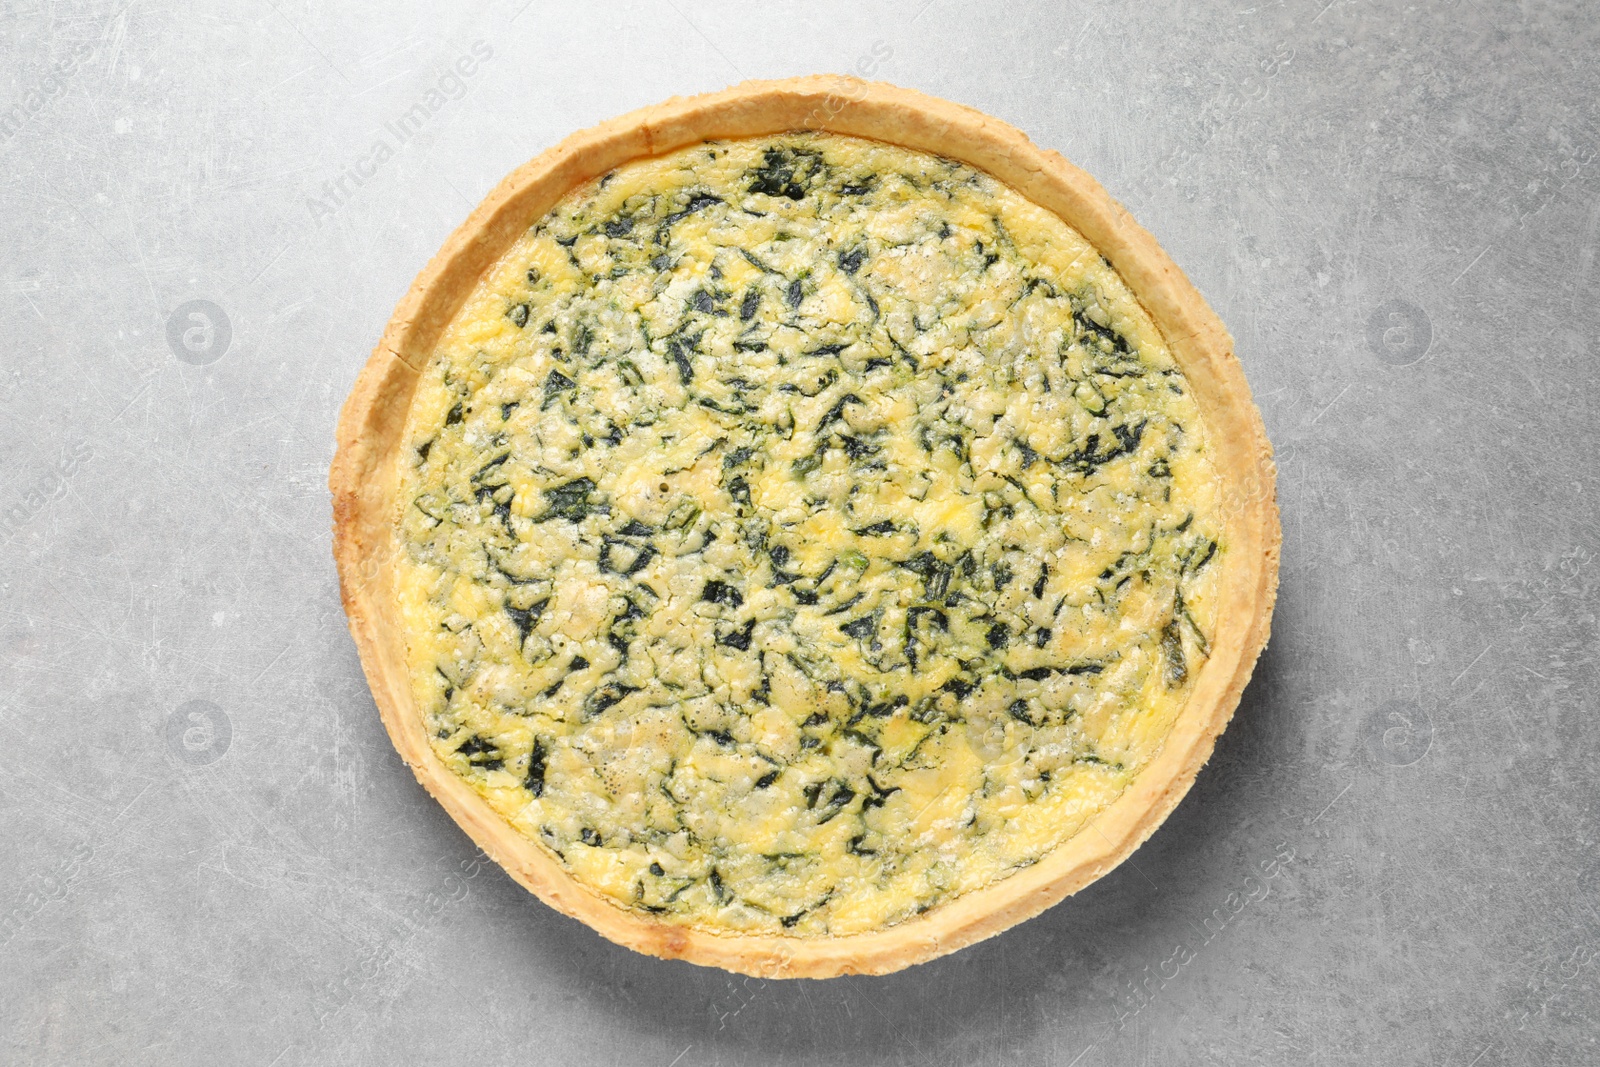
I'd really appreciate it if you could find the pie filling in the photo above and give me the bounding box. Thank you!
[395,133,1226,937]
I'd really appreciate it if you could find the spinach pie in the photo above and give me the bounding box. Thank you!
[331,77,1279,977]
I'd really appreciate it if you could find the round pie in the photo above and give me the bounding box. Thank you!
[330,76,1279,978]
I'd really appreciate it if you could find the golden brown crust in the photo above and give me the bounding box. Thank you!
[329,75,1280,978]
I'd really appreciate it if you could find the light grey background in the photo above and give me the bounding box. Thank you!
[2,1,1596,1064]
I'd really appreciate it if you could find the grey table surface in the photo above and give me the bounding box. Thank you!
[3,1,1597,1064]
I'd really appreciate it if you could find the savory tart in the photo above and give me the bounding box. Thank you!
[331,77,1279,978]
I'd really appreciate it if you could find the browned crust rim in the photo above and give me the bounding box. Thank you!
[329,75,1281,979]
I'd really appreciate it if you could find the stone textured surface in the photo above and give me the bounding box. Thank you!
[1,1,1596,1064]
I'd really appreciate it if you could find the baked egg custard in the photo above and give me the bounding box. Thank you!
[393,133,1227,937]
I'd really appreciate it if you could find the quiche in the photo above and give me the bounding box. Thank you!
[331,77,1279,978]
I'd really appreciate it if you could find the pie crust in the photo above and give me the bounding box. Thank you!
[330,75,1280,978]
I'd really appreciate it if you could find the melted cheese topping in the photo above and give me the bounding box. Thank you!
[395,134,1225,936]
